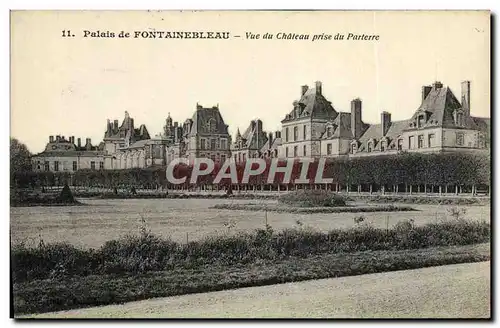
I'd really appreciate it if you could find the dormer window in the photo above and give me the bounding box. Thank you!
[417,114,425,128]
[326,126,333,138]
[350,143,357,154]
[380,141,387,152]
[367,141,373,152]
[456,112,464,126]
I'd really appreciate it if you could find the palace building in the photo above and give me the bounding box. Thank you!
[31,79,490,172]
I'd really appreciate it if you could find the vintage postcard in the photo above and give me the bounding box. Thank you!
[10,10,491,319]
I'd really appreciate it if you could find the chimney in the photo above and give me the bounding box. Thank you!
[56,135,61,142]
[275,130,281,139]
[113,120,119,131]
[422,85,432,103]
[461,80,471,117]
[70,136,75,144]
[130,118,134,130]
[196,103,202,110]
[301,85,309,96]
[174,125,179,142]
[268,132,273,149]
[77,138,81,148]
[351,98,363,139]
[49,135,54,143]
[255,119,263,132]
[381,111,392,136]
[85,138,92,150]
[433,81,443,89]
[315,81,322,95]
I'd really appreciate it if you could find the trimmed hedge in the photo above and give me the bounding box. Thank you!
[13,152,490,189]
[279,190,346,207]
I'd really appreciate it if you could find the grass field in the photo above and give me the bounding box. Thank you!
[10,198,491,248]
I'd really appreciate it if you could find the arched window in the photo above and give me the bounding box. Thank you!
[327,126,332,138]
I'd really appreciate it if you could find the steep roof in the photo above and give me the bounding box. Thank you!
[189,105,229,136]
[282,83,338,123]
[406,84,477,130]
[321,112,353,139]
[236,120,268,150]
[104,112,151,142]
[357,119,409,152]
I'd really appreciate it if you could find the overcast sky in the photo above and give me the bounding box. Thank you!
[11,10,490,153]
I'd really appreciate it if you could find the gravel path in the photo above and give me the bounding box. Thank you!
[23,261,490,319]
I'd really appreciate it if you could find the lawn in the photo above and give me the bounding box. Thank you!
[10,198,490,248]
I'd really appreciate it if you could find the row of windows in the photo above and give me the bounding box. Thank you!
[408,134,436,149]
[200,138,227,150]
[285,145,308,157]
[284,125,307,142]
[37,161,104,171]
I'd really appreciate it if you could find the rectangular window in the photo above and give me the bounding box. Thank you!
[303,145,307,156]
[36,161,41,170]
[367,143,373,152]
[200,139,206,150]
[418,115,425,128]
[221,154,226,162]
[285,128,289,142]
[293,146,298,157]
[380,142,386,152]
[44,161,50,171]
[54,161,59,172]
[211,139,216,150]
[72,161,77,171]
[220,139,227,150]
[303,125,307,140]
[91,161,96,170]
[293,126,298,141]
[100,162,104,170]
[285,147,289,157]
[418,135,424,148]
[409,136,415,149]
[242,153,246,162]
[327,144,332,155]
[456,132,464,146]
[428,134,435,148]
[397,139,403,151]
[350,144,356,154]
[211,154,216,162]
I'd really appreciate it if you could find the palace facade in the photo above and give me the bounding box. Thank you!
[31,80,490,172]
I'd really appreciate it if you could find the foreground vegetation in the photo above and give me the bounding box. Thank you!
[12,216,489,284]
[14,243,489,315]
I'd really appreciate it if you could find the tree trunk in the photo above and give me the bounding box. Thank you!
[369,184,373,195]
[439,185,442,196]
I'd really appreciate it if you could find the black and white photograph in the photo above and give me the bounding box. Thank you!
[9,10,491,319]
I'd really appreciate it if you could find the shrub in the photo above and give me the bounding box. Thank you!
[278,189,347,207]
[11,218,490,283]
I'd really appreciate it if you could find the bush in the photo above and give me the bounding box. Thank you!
[11,217,490,284]
[279,189,347,207]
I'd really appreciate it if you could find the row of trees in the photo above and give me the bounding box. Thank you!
[11,152,491,189]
